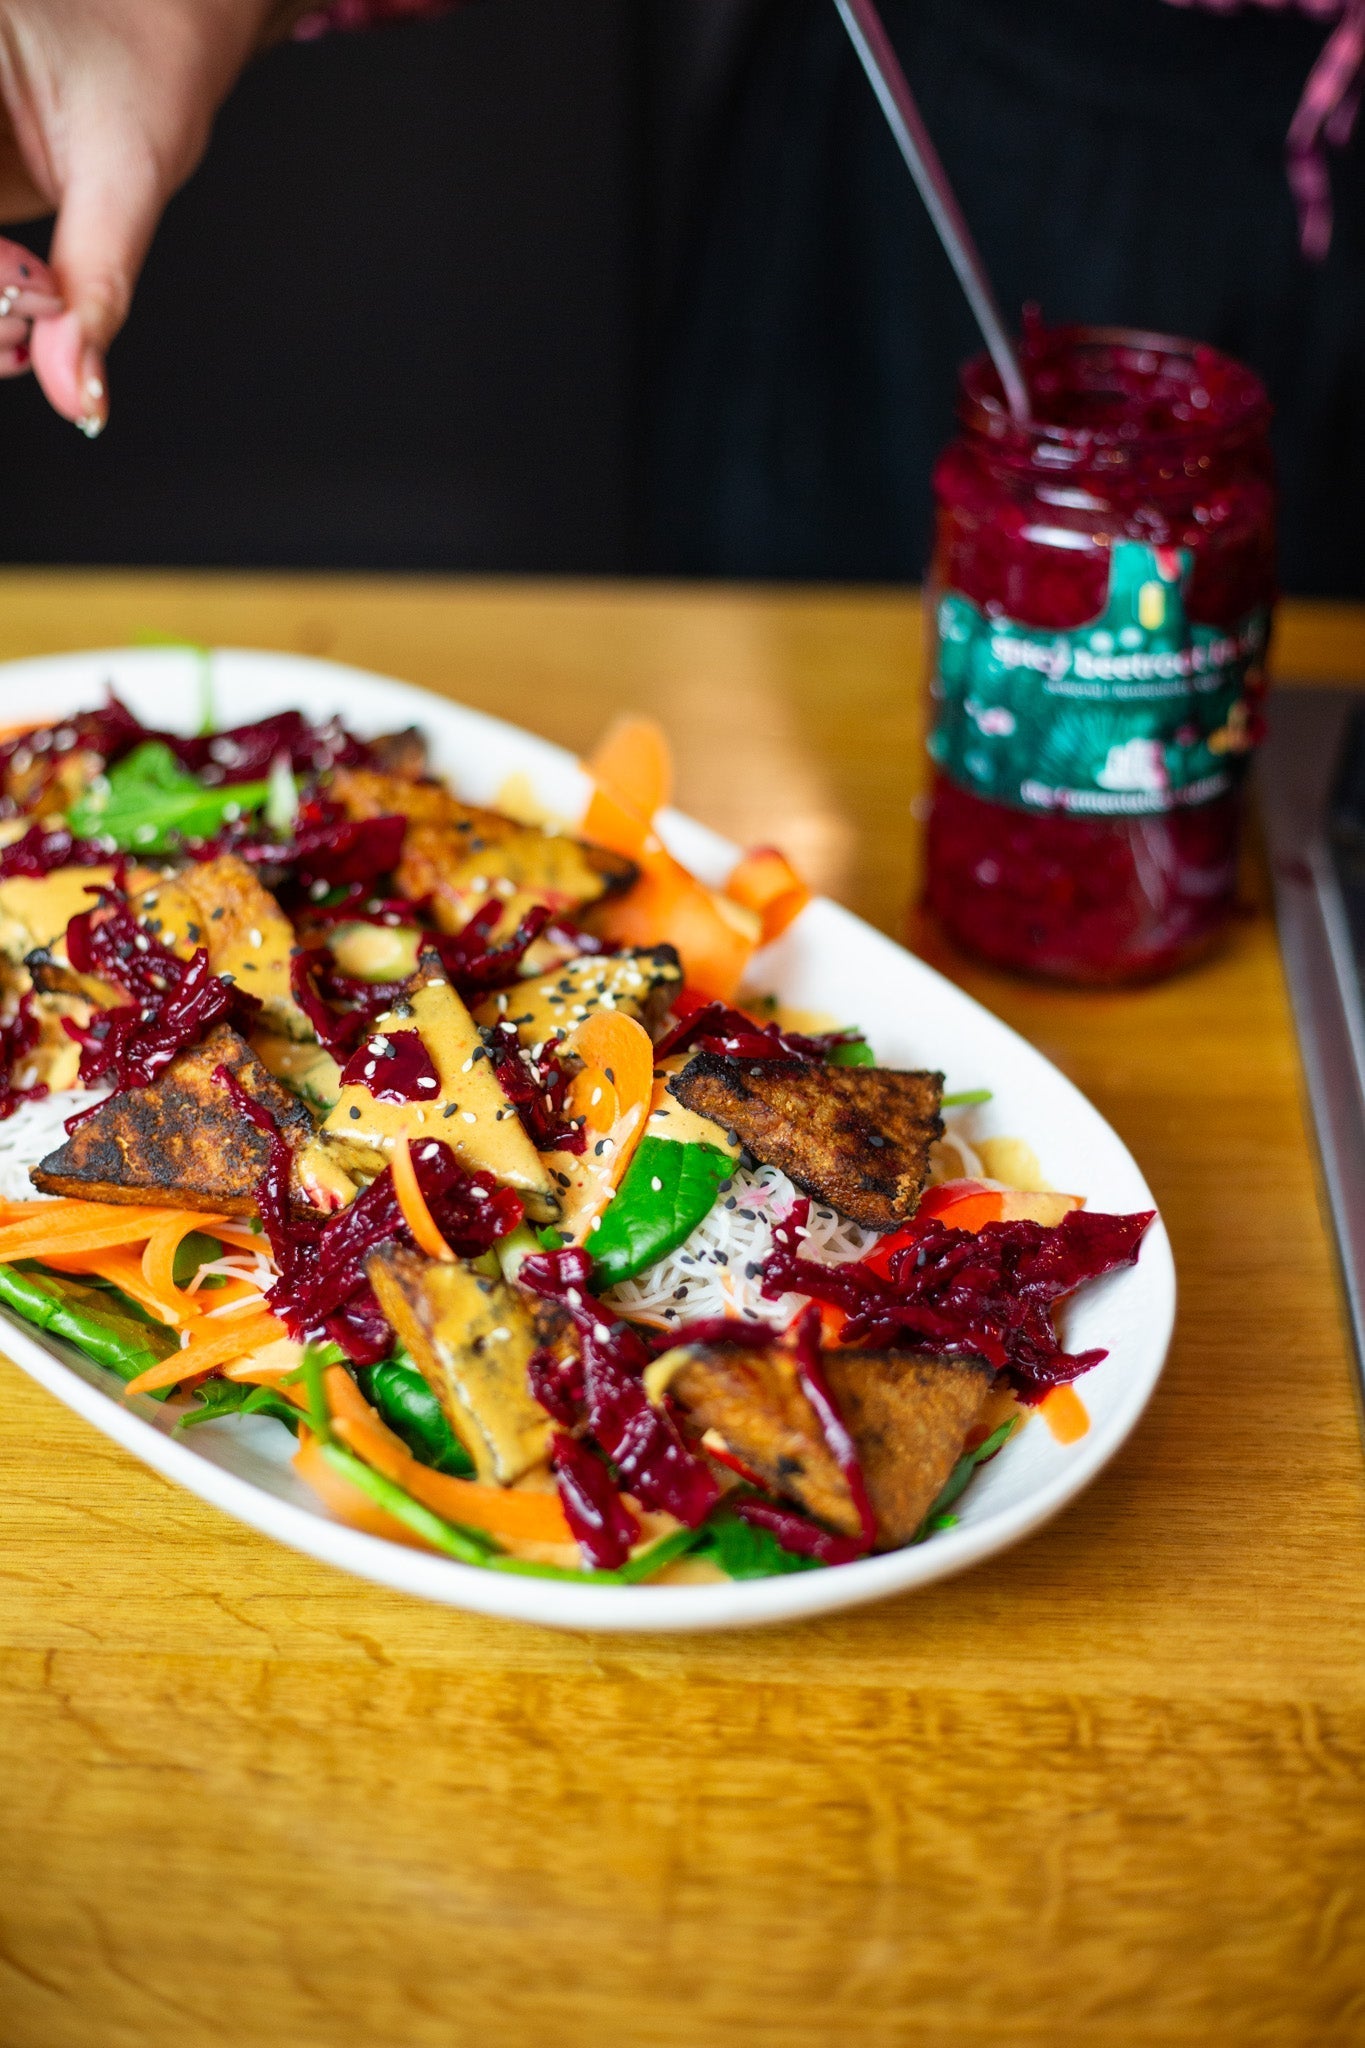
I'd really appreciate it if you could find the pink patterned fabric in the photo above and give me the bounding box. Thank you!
[297,0,1363,259]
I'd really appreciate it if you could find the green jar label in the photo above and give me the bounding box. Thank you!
[929,540,1269,815]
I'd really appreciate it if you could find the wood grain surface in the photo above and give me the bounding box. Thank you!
[0,574,1362,2048]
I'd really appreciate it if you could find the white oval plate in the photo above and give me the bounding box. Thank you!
[0,647,1174,1631]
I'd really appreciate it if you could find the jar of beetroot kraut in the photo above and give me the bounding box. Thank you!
[925,323,1275,983]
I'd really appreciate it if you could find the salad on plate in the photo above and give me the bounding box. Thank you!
[0,691,1154,1586]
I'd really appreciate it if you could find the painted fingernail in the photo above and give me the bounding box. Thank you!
[77,346,108,438]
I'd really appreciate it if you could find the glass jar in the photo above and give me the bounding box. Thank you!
[924,323,1276,984]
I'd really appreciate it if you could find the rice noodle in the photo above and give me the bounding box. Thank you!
[0,1089,108,1203]
[604,1163,880,1331]
[187,1250,279,1296]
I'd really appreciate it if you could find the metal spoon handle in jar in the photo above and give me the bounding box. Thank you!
[833,0,1031,423]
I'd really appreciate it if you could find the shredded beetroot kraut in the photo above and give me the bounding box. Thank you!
[339,1029,442,1104]
[520,1245,720,1529]
[0,697,146,815]
[61,891,260,1118]
[161,710,373,786]
[0,696,376,806]
[0,990,48,1122]
[240,804,406,886]
[550,1430,640,1570]
[304,886,431,930]
[652,996,857,1066]
[653,1306,875,1559]
[426,899,552,993]
[762,1200,1154,1402]
[0,823,114,880]
[727,1498,868,1566]
[221,1073,521,1362]
[484,1029,586,1154]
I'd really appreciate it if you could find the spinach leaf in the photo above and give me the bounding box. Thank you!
[68,740,270,853]
[172,1231,223,1287]
[360,1358,476,1477]
[589,1134,733,1287]
[177,1377,300,1435]
[0,1261,179,1392]
[914,1416,1019,1542]
[690,1507,823,1579]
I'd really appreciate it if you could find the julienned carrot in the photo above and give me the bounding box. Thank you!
[390,1134,454,1261]
[724,846,812,944]
[141,1213,236,1309]
[581,782,658,864]
[0,1210,227,1262]
[589,848,758,1000]
[122,1308,288,1397]
[549,1010,655,1243]
[319,1364,574,1546]
[40,1246,204,1327]
[586,715,673,823]
[569,1010,654,1126]
[293,1435,431,1550]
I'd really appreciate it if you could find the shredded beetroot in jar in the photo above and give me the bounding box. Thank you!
[926,325,1276,984]
[0,990,48,1122]
[222,1077,521,1361]
[551,1431,640,1570]
[519,1245,720,1527]
[763,1200,1154,1402]
[339,1029,442,1104]
[652,998,856,1066]
[0,824,114,880]
[62,891,260,1113]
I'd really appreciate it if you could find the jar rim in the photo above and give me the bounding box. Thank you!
[957,323,1271,468]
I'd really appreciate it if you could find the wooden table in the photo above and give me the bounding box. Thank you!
[1,574,1362,2048]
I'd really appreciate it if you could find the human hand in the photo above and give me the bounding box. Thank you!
[0,0,275,433]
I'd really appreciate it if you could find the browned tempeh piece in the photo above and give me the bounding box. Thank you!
[30,1024,315,1215]
[367,728,429,780]
[367,1243,561,1486]
[667,1340,996,1551]
[668,1054,944,1229]
[329,766,636,931]
[822,1348,996,1549]
[668,1344,860,1537]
